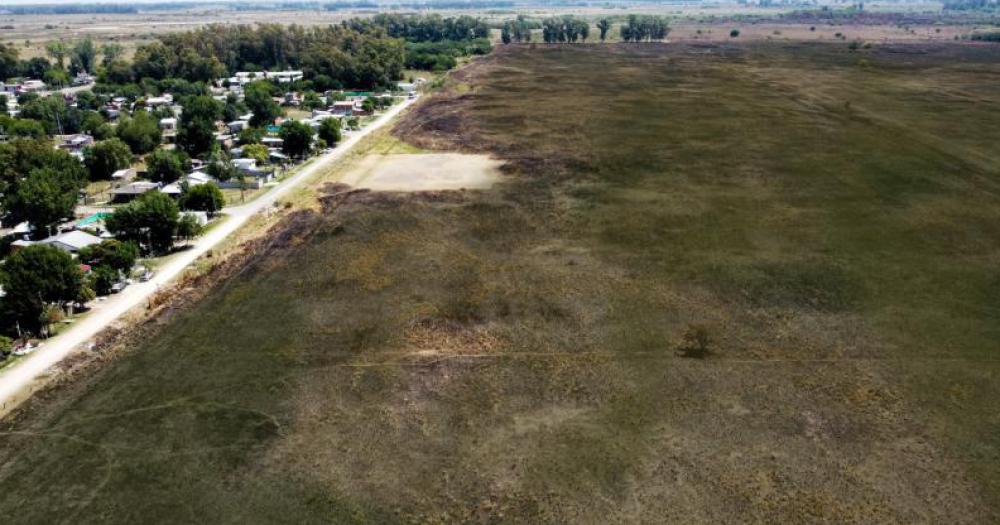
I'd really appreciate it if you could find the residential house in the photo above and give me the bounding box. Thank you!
[40,230,103,254]
[145,94,173,108]
[54,134,95,159]
[330,101,356,116]
[110,181,160,203]
[111,168,137,183]
[21,80,46,92]
[160,171,217,198]
[227,120,250,133]
[159,118,177,132]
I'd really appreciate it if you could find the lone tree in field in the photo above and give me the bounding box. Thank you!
[597,19,611,41]
[676,323,711,359]
[730,29,741,38]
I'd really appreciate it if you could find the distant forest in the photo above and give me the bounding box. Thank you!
[110,14,491,89]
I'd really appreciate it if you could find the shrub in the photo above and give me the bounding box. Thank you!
[676,323,711,359]
[730,29,740,38]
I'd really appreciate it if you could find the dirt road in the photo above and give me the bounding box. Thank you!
[0,97,417,418]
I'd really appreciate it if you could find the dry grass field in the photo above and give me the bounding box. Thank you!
[1,41,1000,523]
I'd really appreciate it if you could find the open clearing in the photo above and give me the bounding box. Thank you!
[341,153,503,192]
[1,42,1000,523]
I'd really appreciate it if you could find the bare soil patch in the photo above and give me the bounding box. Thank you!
[340,153,503,192]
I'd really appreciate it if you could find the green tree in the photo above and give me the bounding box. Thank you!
[176,95,221,158]
[88,265,119,296]
[0,42,18,81]
[132,41,176,80]
[146,148,189,183]
[279,120,313,159]
[242,143,270,165]
[19,57,50,79]
[103,59,133,84]
[12,168,83,237]
[245,81,281,127]
[206,151,238,182]
[597,19,611,41]
[730,29,741,38]
[77,239,139,275]
[84,138,132,180]
[0,138,86,211]
[19,95,80,135]
[223,93,248,123]
[301,90,324,111]
[317,117,342,147]
[45,66,70,87]
[237,127,264,145]
[45,41,69,69]
[176,213,202,240]
[116,110,162,154]
[100,43,124,69]
[105,191,179,254]
[0,244,82,333]
[72,38,97,73]
[180,183,224,215]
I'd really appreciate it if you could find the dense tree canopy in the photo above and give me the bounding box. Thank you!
[77,239,139,275]
[18,96,83,135]
[542,16,590,43]
[317,117,342,147]
[156,24,406,89]
[279,120,314,159]
[0,43,18,81]
[346,14,490,42]
[177,95,221,158]
[146,148,189,183]
[105,191,180,254]
[180,183,225,215]
[12,168,82,237]
[0,245,83,333]
[116,110,162,154]
[84,138,132,180]
[620,15,670,42]
[244,81,282,128]
[0,139,87,228]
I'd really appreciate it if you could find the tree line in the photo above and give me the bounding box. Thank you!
[498,15,671,45]
[344,13,491,42]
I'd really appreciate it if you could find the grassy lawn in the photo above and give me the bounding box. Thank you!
[1,42,999,523]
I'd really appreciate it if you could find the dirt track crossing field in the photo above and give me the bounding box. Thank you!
[1,43,999,523]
